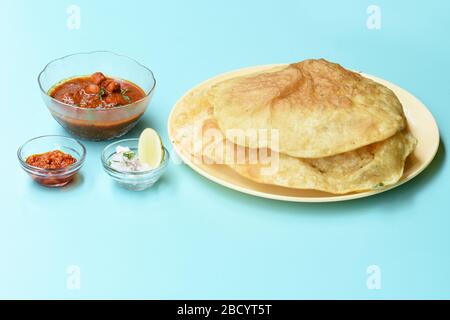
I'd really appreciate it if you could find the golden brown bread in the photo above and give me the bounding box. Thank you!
[209,59,407,158]
[229,131,416,194]
[170,84,416,194]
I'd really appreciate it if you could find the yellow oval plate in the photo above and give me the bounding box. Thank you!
[168,65,440,202]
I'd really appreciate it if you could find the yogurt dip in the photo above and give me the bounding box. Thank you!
[108,146,151,172]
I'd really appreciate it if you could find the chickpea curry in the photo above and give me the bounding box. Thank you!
[50,72,146,109]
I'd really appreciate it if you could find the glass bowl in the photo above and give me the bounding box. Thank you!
[38,51,156,141]
[101,139,170,191]
[18,135,86,187]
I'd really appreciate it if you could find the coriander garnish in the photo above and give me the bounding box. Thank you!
[98,87,105,98]
[121,88,131,102]
[122,150,135,160]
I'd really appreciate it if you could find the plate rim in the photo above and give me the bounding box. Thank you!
[168,64,440,203]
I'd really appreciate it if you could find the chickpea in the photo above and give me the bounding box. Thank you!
[110,93,125,104]
[90,72,106,85]
[104,95,120,107]
[106,80,120,93]
[85,83,100,94]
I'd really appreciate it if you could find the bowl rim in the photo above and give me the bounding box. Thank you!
[37,50,157,112]
[17,135,87,174]
[101,138,170,176]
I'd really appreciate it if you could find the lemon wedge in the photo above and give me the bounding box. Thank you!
[138,128,164,169]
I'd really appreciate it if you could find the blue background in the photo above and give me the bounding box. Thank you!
[1,0,449,299]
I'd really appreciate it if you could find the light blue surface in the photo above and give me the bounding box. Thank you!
[1,0,449,299]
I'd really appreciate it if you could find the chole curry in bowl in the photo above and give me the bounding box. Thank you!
[50,72,146,109]
[38,51,156,141]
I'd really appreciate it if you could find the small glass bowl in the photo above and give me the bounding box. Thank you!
[38,51,156,141]
[101,139,170,191]
[18,135,86,187]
